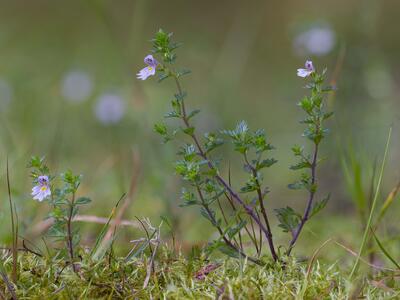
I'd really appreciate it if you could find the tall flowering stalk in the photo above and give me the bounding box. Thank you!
[29,156,91,272]
[284,63,333,255]
[142,30,333,263]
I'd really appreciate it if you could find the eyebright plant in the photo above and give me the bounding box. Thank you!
[140,29,334,264]
[29,156,91,272]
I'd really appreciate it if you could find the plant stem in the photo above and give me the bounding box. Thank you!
[67,192,77,272]
[195,186,262,265]
[287,142,319,255]
[174,75,278,262]
[243,153,277,257]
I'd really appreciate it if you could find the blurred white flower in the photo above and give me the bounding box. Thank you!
[61,70,93,103]
[94,93,125,125]
[0,79,13,111]
[294,26,336,56]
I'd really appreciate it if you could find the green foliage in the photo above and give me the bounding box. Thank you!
[145,29,335,262]
[275,207,301,234]
[29,157,91,268]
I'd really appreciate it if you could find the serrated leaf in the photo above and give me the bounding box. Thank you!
[310,194,329,218]
[183,127,195,136]
[200,207,217,226]
[218,244,240,259]
[256,158,277,170]
[226,220,247,239]
[75,197,91,205]
[164,111,181,119]
[288,182,304,190]
[274,206,301,234]
[290,161,311,170]
[187,109,200,120]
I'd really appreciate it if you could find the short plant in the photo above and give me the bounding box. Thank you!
[139,30,334,264]
[29,156,91,271]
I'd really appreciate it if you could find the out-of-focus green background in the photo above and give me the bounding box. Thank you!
[1,0,400,256]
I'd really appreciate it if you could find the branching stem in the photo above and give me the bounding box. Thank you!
[174,74,278,261]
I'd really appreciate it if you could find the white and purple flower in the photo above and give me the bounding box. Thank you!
[297,60,315,78]
[32,175,51,202]
[137,55,158,80]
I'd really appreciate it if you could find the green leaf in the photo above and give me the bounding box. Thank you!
[200,207,217,227]
[204,133,224,153]
[323,112,334,120]
[158,72,170,82]
[370,228,400,270]
[164,110,180,119]
[310,194,329,218]
[75,197,91,205]
[288,181,304,190]
[290,161,311,170]
[180,189,199,207]
[183,127,195,136]
[187,109,200,120]
[218,244,240,259]
[154,123,168,136]
[176,69,191,78]
[256,158,277,170]
[275,206,301,234]
[226,220,247,239]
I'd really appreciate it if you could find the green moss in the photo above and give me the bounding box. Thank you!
[0,247,399,299]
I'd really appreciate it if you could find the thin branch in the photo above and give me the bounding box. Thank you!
[287,143,319,255]
[195,186,262,265]
[66,191,77,272]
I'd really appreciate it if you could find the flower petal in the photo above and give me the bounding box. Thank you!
[144,55,158,68]
[297,68,312,78]
[137,67,156,80]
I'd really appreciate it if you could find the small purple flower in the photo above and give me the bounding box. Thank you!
[297,60,315,78]
[32,175,51,202]
[137,55,158,80]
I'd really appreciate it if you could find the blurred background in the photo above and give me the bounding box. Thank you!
[1,0,400,259]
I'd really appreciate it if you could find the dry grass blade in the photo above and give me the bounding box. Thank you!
[376,181,400,225]
[334,240,395,272]
[298,238,332,299]
[6,158,18,283]
[31,213,141,236]
[143,226,161,289]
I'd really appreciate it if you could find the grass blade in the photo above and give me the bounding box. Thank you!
[349,127,392,279]
[90,193,125,260]
[370,228,400,270]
